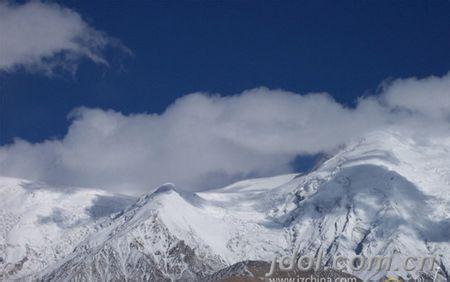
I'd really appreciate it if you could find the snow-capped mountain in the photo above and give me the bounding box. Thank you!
[0,177,134,280]
[1,130,449,281]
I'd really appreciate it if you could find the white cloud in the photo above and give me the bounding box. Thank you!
[0,1,129,74]
[381,74,450,120]
[0,73,449,195]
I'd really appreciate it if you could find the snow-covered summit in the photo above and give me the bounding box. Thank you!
[1,130,449,280]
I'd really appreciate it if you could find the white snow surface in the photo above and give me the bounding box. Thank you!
[0,177,134,279]
[1,130,449,280]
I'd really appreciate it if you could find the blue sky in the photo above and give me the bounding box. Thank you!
[2,0,449,145]
[1,1,450,194]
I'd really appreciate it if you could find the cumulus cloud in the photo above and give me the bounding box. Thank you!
[0,73,449,195]
[0,1,129,74]
[381,74,450,120]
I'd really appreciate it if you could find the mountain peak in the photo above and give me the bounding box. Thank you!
[2,130,449,281]
[153,182,177,194]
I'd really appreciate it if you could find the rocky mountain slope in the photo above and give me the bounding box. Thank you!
[202,260,361,282]
[1,130,449,281]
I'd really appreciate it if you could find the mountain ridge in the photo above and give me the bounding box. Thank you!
[1,130,449,280]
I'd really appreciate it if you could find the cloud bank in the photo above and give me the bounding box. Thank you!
[0,73,449,195]
[0,1,128,74]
